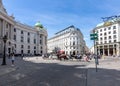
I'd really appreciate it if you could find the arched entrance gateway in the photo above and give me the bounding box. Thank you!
[97,44,117,56]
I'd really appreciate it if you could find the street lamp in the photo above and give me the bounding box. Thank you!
[1,35,8,65]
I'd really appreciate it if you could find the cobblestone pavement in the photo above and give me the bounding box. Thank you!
[0,57,88,86]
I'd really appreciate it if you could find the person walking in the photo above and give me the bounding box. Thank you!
[21,53,24,59]
[11,53,15,66]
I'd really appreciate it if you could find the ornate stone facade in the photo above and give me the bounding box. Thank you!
[0,0,47,56]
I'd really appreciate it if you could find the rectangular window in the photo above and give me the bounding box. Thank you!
[113,35,116,39]
[113,30,116,34]
[28,45,30,49]
[21,45,24,48]
[21,30,23,34]
[104,28,106,31]
[104,33,107,36]
[34,39,36,44]
[28,32,30,36]
[108,32,111,34]
[14,28,16,32]
[27,38,30,43]
[14,44,16,48]
[104,37,107,40]
[109,40,111,43]
[14,35,16,41]
[21,36,24,42]
[104,41,107,43]
[109,36,111,39]
[113,26,116,29]
[114,40,116,42]
[40,40,42,44]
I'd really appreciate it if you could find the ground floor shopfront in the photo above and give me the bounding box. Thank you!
[96,43,120,56]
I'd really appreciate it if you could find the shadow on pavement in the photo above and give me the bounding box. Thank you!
[87,67,120,86]
[0,57,120,86]
[0,57,87,86]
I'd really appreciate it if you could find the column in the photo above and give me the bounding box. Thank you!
[37,33,40,54]
[108,45,109,56]
[103,45,105,56]
[119,43,120,56]
[113,47,115,56]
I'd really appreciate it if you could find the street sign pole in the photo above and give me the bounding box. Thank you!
[90,32,99,72]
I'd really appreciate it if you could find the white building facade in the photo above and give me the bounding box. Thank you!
[48,25,86,55]
[93,17,120,56]
[0,0,47,56]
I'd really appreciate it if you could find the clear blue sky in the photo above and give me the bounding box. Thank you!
[3,0,120,48]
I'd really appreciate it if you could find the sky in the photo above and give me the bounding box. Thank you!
[2,0,120,48]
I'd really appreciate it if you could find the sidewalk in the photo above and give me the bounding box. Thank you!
[0,58,19,77]
[87,58,120,86]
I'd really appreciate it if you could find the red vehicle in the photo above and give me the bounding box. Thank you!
[57,50,68,60]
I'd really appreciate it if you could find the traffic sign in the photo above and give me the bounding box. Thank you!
[90,33,98,40]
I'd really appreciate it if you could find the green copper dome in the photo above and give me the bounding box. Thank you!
[35,21,43,28]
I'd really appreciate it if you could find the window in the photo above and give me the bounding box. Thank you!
[100,29,102,32]
[104,41,107,43]
[21,45,24,48]
[14,28,16,32]
[113,30,116,34]
[28,32,30,36]
[14,44,16,48]
[41,51,43,54]
[100,38,103,40]
[27,38,30,43]
[108,32,111,34]
[21,36,24,42]
[21,50,24,54]
[40,34,42,38]
[34,46,36,49]
[109,40,111,43]
[104,33,107,36]
[14,35,16,41]
[28,45,30,49]
[73,33,75,35]
[109,36,111,39]
[113,26,116,29]
[104,37,107,40]
[34,39,36,44]
[114,40,116,42]
[21,30,23,34]
[108,27,111,30]
[73,41,75,45]
[40,40,42,44]
[28,50,30,54]
[113,35,116,39]
[104,28,106,31]
[100,33,102,36]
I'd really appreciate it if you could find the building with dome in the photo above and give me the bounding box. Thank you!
[0,0,47,56]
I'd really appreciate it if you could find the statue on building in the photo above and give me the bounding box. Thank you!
[0,0,7,14]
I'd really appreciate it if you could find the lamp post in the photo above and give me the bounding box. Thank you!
[1,35,8,65]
